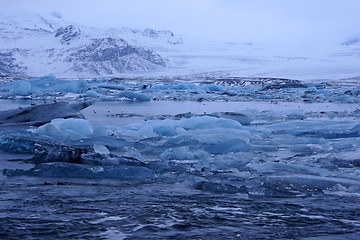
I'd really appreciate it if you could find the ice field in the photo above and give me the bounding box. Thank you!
[0,75,360,239]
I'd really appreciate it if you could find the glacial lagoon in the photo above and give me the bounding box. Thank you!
[1,76,360,239]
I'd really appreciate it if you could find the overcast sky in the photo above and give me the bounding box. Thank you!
[2,0,360,44]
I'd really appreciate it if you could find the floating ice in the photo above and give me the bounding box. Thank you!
[0,102,91,127]
[0,131,39,153]
[1,78,360,198]
[160,146,209,160]
[36,118,107,142]
[118,90,150,101]
[119,116,256,154]
[0,75,88,97]
[117,147,145,162]
[3,162,155,179]
[86,90,99,98]
[247,162,330,177]
[266,174,360,191]
[93,142,110,155]
[1,76,359,104]
[212,112,254,125]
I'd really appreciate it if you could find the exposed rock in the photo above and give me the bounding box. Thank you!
[54,25,81,45]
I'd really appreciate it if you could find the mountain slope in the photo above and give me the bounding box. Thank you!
[0,11,182,77]
[0,11,359,80]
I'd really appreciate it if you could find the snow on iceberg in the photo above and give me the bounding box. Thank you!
[36,118,107,142]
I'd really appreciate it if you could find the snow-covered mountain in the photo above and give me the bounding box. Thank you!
[0,11,183,77]
[0,11,359,80]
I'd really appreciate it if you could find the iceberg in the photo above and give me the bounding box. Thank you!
[0,75,88,97]
[118,90,150,101]
[1,75,358,104]
[36,118,107,142]
[93,142,110,155]
[86,90,99,98]
[212,112,254,125]
[0,102,91,127]
[266,174,360,191]
[159,146,209,161]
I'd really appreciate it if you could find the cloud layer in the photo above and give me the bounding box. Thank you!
[2,0,360,44]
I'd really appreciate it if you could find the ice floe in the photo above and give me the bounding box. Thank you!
[0,76,359,197]
[1,75,359,104]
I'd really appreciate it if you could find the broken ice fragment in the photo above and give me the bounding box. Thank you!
[118,90,150,101]
[93,142,110,155]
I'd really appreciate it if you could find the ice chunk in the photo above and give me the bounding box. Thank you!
[9,81,31,96]
[116,147,144,162]
[212,112,254,125]
[30,142,88,164]
[195,181,247,194]
[202,84,224,92]
[118,90,150,101]
[120,116,254,154]
[266,174,360,190]
[195,152,253,171]
[248,162,330,176]
[93,142,110,155]
[177,116,243,130]
[3,162,155,179]
[170,83,197,90]
[160,146,209,160]
[0,75,88,97]
[0,102,90,127]
[121,124,157,139]
[69,101,92,111]
[36,118,107,142]
[86,90,99,98]
[0,131,38,153]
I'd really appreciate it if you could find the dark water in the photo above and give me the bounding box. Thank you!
[1,176,360,239]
